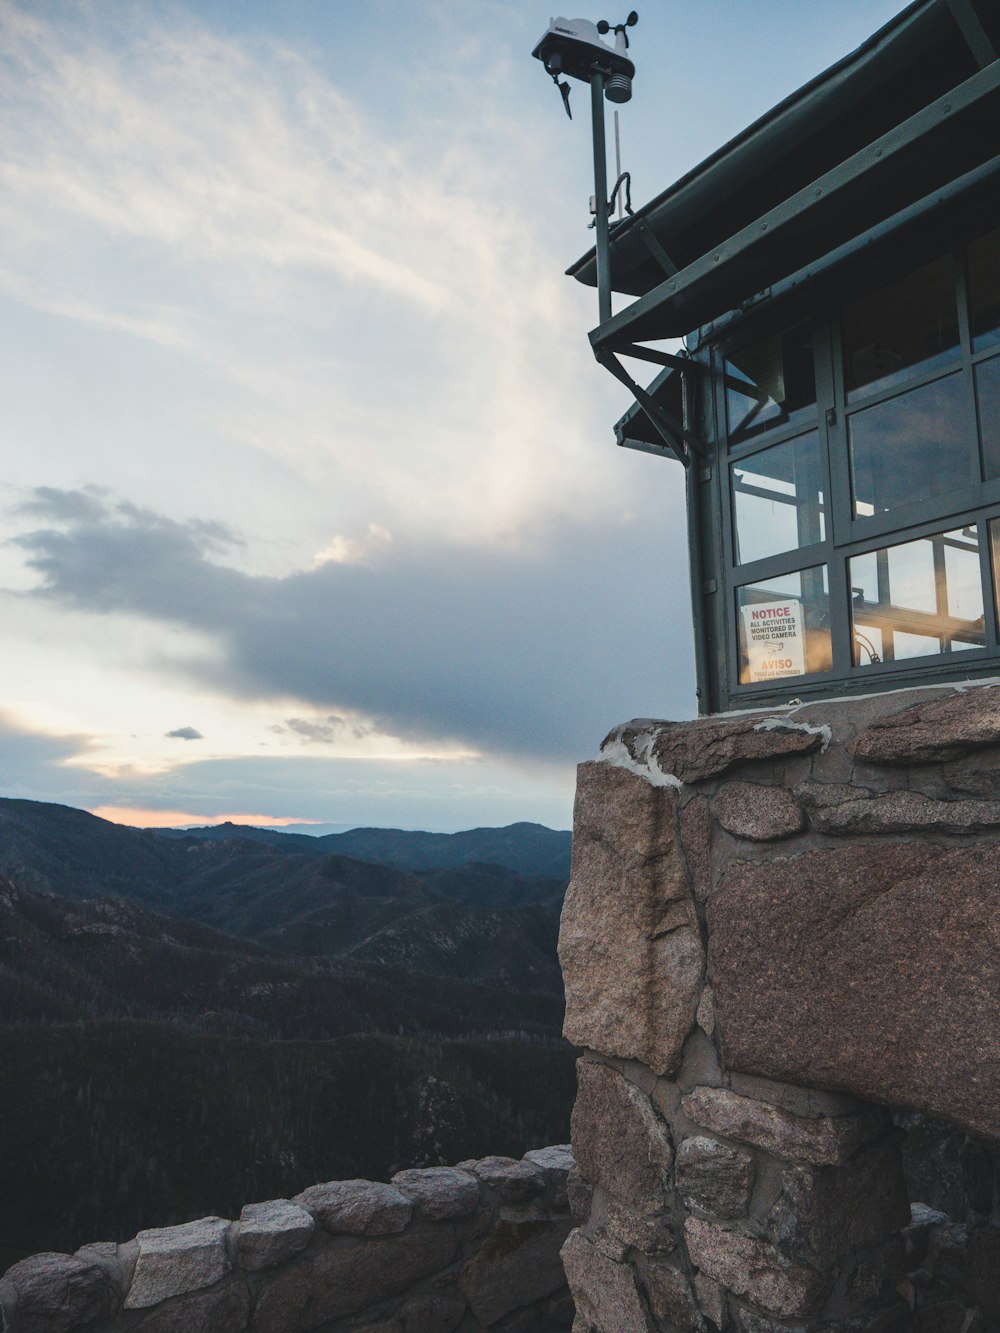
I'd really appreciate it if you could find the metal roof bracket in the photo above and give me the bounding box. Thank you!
[945,0,998,67]
[634,218,679,278]
[594,348,704,465]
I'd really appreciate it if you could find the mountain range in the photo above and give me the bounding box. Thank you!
[0,799,576,1264]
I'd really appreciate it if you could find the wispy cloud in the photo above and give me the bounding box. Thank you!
[0,2,623,547]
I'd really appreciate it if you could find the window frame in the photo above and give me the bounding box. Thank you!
[704,228,1000,711]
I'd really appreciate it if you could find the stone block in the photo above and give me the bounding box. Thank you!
[567,1167,593,1224]
[680,795,713,899]
[706,842,1000,1141]
[237,1199,314,1271]
[294,1179,412,1235]
[391,1167,480,1220]
[677,1027,724,1092]
[676,1134,755,1218]
[601,1198,678,1255]
[604,715,824,786]
[681,1086,885,1165]
[765,1136,911,1267]
[248,1252,313,1333]
[903,1204,950,1268]
[560,762,704,1074]
[125,1217,231,1309]
[966,1224,1000,1320]
[469,1155,545,1201]
[927,1221,968,1296]
[797,783,1000,835]
[399,1289,466,1332]
[714,781,805,841]
[561,1229,652,1332]
[644,1260,705,1331]
[684,1218,827,1317]
[132,1277,250,1332]
[725,1072,861,1119]
[458,1216,573,1325]
[913,1302,967,1333]
[524,1144,575,1205]
[848,685,1000,765]
[572,1061,673,1212]
[254,1229,457,1329]
[0,1252,117,1333]
[693,1272,727,1329]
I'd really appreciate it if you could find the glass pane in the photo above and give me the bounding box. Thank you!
[850,527,985,666]
[849,373,972,520]
[737,566,831,685]
[731,433,824,565]
[976,355,1000,480]
[725,322,816,440]
[843,255,959,397]
[968,226,1000,352]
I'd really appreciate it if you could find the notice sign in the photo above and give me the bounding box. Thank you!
[740,598,806,682]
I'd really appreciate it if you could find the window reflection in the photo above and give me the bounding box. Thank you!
[976,355,1000,480]
[849,373,972,519]
[725,322,816,440]
[968,226,1000,352]
[843,255,959,398]
[850,527,985,666]
[737,566,831,685]
[732,433,824,565]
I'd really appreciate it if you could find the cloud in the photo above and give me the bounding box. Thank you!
[280,716,374,745]
[14,487,694,762]
[0,1,625,553]
[165,726,203,741]
[0,710,577,831]
[90,806,321,829]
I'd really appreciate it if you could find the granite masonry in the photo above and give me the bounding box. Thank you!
[560,682,1000,1332]
[0,1147,576,1333]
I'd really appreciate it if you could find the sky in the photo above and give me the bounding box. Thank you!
[0,0,906,833]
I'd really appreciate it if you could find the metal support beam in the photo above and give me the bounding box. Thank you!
[634,218,679,278]
[603,341,697,371]
[590,58,1000,347]
[946,0,997,67]
[595,350,705,464]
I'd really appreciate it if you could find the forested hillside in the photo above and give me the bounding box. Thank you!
[0,801,576,1264]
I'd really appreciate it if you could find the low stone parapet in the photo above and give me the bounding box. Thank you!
[0,1146,575,1332]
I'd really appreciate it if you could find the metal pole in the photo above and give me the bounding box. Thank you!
[590,71,612,324]
[614,110,623,220]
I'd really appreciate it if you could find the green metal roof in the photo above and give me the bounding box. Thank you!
[570,0,1000,341]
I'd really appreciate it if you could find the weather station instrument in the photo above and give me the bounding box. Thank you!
[531,13,638,324]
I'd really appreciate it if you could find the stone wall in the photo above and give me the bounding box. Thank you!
[0,1147,575,1333]
[559,682,1000,1331]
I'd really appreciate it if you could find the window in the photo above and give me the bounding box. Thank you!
[849,527,985,665]
[731,432,824,564]
[849,373,972,519]
[968,225,1000,352]
[725,322,816,440]
[737,567,831,685]
[712,231,1000,708]
[976,354,1000,480]
[842,255,959,398]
